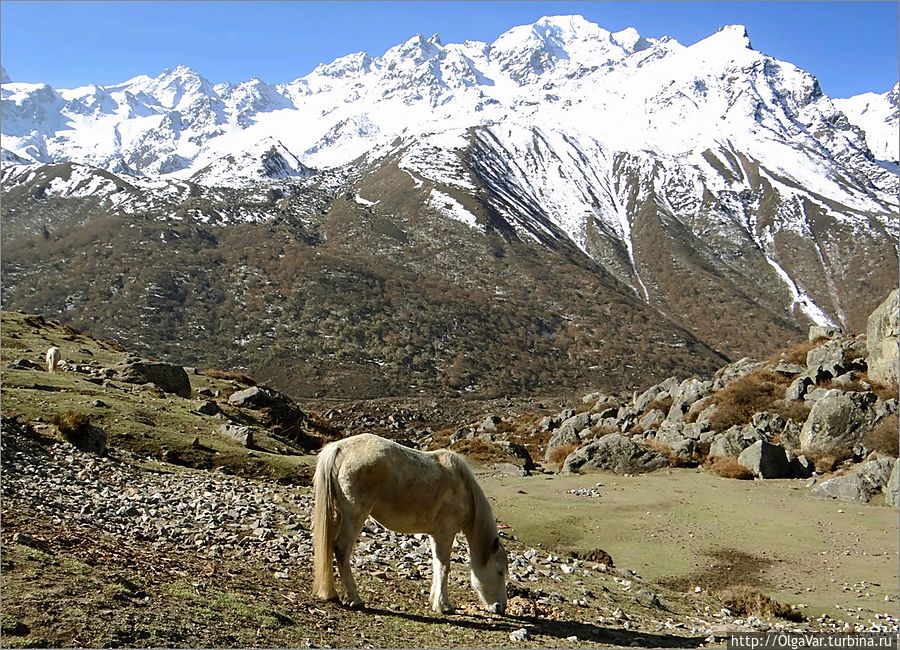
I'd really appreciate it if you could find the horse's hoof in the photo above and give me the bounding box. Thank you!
[347,600,365,609]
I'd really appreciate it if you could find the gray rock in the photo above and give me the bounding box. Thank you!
[510,628,530,642]
[780,420,802,451]
[669,438,696,464]
[539,415,562,432]
[809,325,843,341]
[544,426,583,463]
[885,460,900,508]
[867,289,899,385]
[803,387,832,402]
[713,358,763,390]
[562,433,668,475]
[708,426,762,458]
[800,390,879,454]
[478,415,502,432]
[637,409,665,432]
[495,441,535,471]
[667,378,711,423]
[773,361,806,376]
[738,441,792,479]
[217,424,254,448]
[197,400,221,416]
[790,454,815,479]
[228,385,287,409]
[116,361,191,398]
[751,412,786,438]
[806,342,847,379]
[10,358,41,370]
[809,458,895,503]
[634,385,663,414]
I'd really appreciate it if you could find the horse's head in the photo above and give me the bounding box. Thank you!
[470,535,508,615]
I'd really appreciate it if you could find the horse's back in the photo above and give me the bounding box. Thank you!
[329,434,469,534]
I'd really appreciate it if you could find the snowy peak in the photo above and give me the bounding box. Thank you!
[189,137,314,187]
[1,66,11,84]
[834,82,900,162]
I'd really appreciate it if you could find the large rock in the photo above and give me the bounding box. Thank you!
[737,441,792,479]
[809,325,843,342]
[886,460,900,508]
[805,342,847,379]
[545,426,584,463]
[116,361,191,398]
[809,458,895,503]
[708,426,763,458]
[228,385,290,409]
[667,378,712,423]
[867,289,899,385]
[800,390,878,454]
[562,433,668,475]
[712,358,763,390]
[216,424,254,447]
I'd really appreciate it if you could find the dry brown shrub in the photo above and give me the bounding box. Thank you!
[51,410,93,445]
[804,446,853,473]
[644,397,673,414]
[707,369,790,432]
[450,438,508,464]
[768,400,811,425]
[865,417,899,458]
[770,339,819,366]
[643,439,678,467]
[201,368,257,386]
[719,586,805,622]
[867,378,899,401]
[706,456,754,480]
[547,442,579,466]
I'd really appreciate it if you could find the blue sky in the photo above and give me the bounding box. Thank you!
[1,2,897,98]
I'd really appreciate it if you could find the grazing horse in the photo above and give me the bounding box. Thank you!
[45,347,61,373]
[312,433,508,614]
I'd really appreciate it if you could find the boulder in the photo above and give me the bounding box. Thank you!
[809,458,895,503]
[708,426,762,458]
[809,325,843,341]
[800,390,878,454]
[196,400,221,416]
[751,412,786,438]
[538,415,562,432]
[544,426,584,463]
[495,441,535,472]
[116,361,191,398]
[562,433,668,475]
[806,341,847,379]
[784,376,812,401]
[773,361,806,376]
[667,378,712,423]
[867,289,899,385]
[637,409,665,432]
[228,385,289,409]
[712,358,763,390]
[737,441,792,479]
[779,420,802,451]
[886,460,900,508]
[217,424,254,448]
[478,415,502,433]
[790,454,815,479]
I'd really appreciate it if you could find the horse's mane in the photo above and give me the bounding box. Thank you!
[446,450,496,565]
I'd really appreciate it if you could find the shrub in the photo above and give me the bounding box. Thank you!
[51,410,93,445]
[201,368,256,386]
[865,417,899,458]
[867,378,899,402]
[547,442,579,466]
[643,397,673,415]
[719,586,804,622]
[770,339,818,366]
[707,369,790,432]
[804,446,853,473]
[706,456,754,480]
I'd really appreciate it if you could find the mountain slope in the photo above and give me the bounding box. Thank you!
[1,16,897,397]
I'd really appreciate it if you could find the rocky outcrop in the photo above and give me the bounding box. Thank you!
[562,434,668,475]
[116,361,191,398]
[867,289,899,385]
[799,390,879,454]
[809,458,895,503]
[738,441,792,479]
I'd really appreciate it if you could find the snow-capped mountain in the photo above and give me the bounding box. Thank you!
[1,16,898,396]
[834,83,900,163]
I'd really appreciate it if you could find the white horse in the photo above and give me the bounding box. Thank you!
[45,347,61,373]
[312,433,508,614]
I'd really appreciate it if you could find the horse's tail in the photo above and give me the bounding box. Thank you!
[312,442,341,600]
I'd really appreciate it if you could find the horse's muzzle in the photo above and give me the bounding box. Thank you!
[487,602,506,615]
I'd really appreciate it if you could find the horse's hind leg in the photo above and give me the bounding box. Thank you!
[334,510,367,608]
[429,532,455,613]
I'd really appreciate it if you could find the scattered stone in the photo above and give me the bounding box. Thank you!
[509,628,529,642]
[809,458,895,503]
[216,424,254,448]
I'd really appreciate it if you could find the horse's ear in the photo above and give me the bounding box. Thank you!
[492,536,500,552]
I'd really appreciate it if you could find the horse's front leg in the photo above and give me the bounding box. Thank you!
[429,533,455,613]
